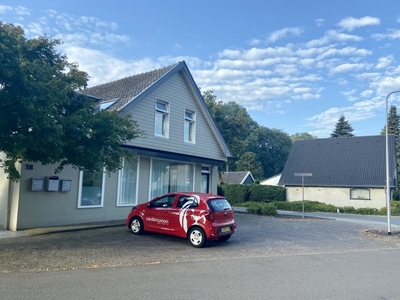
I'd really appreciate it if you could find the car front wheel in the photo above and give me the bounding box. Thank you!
[188,227,206,248]
[130,217,144,235]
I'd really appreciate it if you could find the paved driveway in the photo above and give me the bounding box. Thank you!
[1,213,399,273]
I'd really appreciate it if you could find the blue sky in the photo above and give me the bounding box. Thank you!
[2,1,400,137]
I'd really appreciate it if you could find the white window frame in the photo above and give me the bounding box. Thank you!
[78,168,105,208]
[350,188,370,200]
[117,156,139,206]
[184,109,196,143]
[155,99,169,138]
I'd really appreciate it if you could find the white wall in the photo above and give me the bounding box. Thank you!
[286,186,386,209]
[0,152,9,229]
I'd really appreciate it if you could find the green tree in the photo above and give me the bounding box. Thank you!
[291,132,318,143]
[381,105,400,186]
[0,22,143,181]
[330,115,354,138]
[236,151,263,179]
[202,89,258,171]
[247,126,292,178]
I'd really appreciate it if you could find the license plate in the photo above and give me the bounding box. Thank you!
[221,226,231,233]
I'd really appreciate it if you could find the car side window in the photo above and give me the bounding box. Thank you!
[177,196,198,208]
[152,195,175,207]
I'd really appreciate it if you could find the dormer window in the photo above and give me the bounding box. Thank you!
[98,99,117,110]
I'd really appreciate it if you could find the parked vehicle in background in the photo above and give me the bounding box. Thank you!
[126,192,236,247]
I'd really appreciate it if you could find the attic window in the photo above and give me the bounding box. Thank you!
[99,100,117,110]
[350,188,370,200]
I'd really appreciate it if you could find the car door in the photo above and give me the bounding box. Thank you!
[144,195,176,233]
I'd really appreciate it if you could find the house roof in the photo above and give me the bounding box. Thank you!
[221,171,254,184]
[278,135,397,188]
[79,61,231,157]
[260,173,281,186]
[79,62,179,111]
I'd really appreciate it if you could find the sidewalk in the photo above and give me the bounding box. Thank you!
[0,207,249,239]
[0,220,126,239]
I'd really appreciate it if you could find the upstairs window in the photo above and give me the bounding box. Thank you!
[155,100,169,137]
[184,109,195,143]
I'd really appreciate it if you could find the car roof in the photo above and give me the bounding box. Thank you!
[166,192,225,200]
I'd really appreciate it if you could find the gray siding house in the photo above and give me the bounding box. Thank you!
[0,61,231,230]
[278,135,397,209]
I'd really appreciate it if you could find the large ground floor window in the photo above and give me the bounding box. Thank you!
[117,157,139,206]
[150,159,194,198]
[78,168,105,208]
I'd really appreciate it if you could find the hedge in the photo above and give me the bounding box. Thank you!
[218,184,285,204]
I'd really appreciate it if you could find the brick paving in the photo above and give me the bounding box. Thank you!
[1,214,399,274]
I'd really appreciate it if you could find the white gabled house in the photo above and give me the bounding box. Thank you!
[0,61,231,230]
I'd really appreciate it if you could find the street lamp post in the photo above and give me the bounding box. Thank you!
[385,90,400,235]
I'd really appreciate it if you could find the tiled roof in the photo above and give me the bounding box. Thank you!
[221,171,254,184]
[278,135,397,188]
[79,62,180,111]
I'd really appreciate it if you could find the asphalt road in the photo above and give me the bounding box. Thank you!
[1,213,400,299]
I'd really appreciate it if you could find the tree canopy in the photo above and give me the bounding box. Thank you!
[330,115,354,138]
[381,105,400,186]
[0,22,143,181]
[235,151,263,179]
[290,132,318,143]
[203,89,291,179]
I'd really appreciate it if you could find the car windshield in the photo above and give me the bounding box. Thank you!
[207,199,231,212]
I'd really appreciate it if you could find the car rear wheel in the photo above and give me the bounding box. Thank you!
[130,217,144,235]
[188,227,206,248]
[218,235,231,241]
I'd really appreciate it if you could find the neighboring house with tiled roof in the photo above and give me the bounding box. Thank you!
[1,61,231,230]
[220,171,255,184]
[278,135,397,209]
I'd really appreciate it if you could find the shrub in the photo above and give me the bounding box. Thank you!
[340,206,357,214]
[219,184,285,205]
[220,184,250,205]
[393,190,400,201]
[244,202,277,216]
[261,203,277,215]
[247,203,262,214]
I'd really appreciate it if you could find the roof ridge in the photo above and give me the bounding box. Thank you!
[84,62,180,90]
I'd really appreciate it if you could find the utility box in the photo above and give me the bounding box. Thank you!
[46,176,59,192]
[60,179,72,192]
[31,178,44,191]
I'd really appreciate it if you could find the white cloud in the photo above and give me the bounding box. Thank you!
[315,18,324,27]
[62,45,162,86]
[337,16,380,32]
[370,76,400,95]
[375,55,393,69]
[249,38,261,46]
[0,5,13,14]
[267,27,303,43]
[330,63,369,74]
[306,30,363,47]
[372,29,400,41]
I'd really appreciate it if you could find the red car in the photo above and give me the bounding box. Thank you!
[126,192,236,247]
